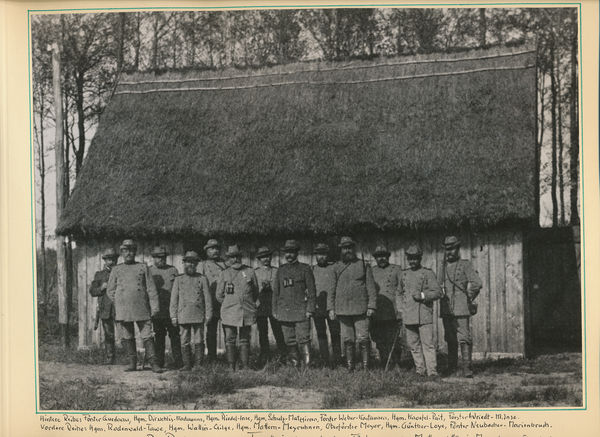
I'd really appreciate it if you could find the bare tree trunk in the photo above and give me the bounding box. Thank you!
[535,54,545,227]
[569,21,580,225]
[74,71,85,176]
[557,48,565,226]
[550,42,559,227]
[134,13,141,70]
[116,13,125,73]
[37,89,48,315]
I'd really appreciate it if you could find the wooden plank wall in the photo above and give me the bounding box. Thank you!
[75,226,525,358]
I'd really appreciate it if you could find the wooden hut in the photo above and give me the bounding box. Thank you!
[57,45,538,359]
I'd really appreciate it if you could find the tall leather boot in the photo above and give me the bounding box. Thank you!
[154,333,166,369]
[122,339,137,372]
[317,339,330,366]
[206,326,217,363]
[105,340,116,365]
[361,341,371,371]
[345,341,355,372]
[287,345,301,368]
[300,343,311,367]
[143,338,163,373]
[460,343,473,378]
[331,337,342,368]
[226,345,237,371]
[193,343,205,370]
[378,346,389,369]
[447,343,459,375]
[181,345,193,371]
[171,336,184,369]
[239,344,250,370]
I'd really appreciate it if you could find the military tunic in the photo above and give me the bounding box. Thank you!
[170,273,213,324]
[329,259,377,315]
[372,263,403,320]
[439,259,483,317]
[312,264,335,318]
[89,268,115,320]
[149,264,179,319]
[400,267,443,325]
[107,262,159,322]
[272,261,317,322]
[216,264,259,327]
[254,265,278,317]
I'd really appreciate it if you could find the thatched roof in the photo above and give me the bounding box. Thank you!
[58,45,537,239]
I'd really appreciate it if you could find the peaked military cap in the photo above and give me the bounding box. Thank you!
[120,239,137,250]
[405,245,423,257]
[204,239,221,251]
[443,236,461,249]
[338,236,357,248]
[313,243,329,254]
[151,246,168,257]
[102,248,119,260]
[281,240,301,252]
[372,245,391,257]
[226,245,242,257]
[183,251,201,263]
[256,246,273,259]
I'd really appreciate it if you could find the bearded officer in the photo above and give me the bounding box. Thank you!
[439,236,483,377]
[216,245,259,370]
[254,246,286,366]
[170,251,213,371]
[272,240,317,367]
[149,246,183,370]
[89,248,120,364]
[199,239,227,362]
[329,237,377,371]
[107,239,162,373]
[311,243,341,367]
[401,245,443,378]
[370,245,403,369]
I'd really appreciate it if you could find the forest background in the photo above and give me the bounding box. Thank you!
[30,7,580,340]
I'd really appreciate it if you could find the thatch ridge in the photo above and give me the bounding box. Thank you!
[58,45,536,239]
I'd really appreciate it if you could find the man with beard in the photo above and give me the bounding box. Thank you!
[272,240,316,367]
[311,243,341,367]
[439,236,483,377]
[216,245,259,370]
[149,246,183,370]
[170,251,213,371]
[370,245,403,369]
[199,239,227,362]
[107,239,162,373]
[254,246,286,366]
[329,237,377,371]
[89,248,120,364]
[400,245,443,378]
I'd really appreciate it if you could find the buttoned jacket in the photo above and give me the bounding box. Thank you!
[170,273,213,324]
[89,268,115,320]
[254,265,278,317]
[107,262,159,322]
[216,264,258,327]
[199,259,227,309]
[149,264,179,319]
[439,258,483,317]
[272,261,317,322]
[312,263,335,318]
[400,267,442,325]
[329,258,377,316]
[372,263,403,320]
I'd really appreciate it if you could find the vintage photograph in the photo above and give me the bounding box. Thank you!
[32,6,583,411]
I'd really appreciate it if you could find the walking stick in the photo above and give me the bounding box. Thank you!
[385,322,401,372]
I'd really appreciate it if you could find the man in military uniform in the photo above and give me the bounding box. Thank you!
[272,240,317,367]
[439,236,483,377]
[107,239,162,373]
[170,251,213,371]
[329,237,377,371]
[216,245,259,370]
[254,246,286,366]
[311,243,341,367]
[149,246,183,370]
[370,245,403,369]
[89,248,120,364]
[199,239,227,362]
[400,245,443,378]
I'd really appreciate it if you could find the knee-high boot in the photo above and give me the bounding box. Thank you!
[344,341,355,372]
[361,341,371,371]
[447,342,459,375]
[122,339,137,372]
[460,343,473,378]
[181,345,193,371]
[143,338,163,373]
[226,344,237,371]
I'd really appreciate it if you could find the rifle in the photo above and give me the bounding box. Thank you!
[385,322,401,372]
[441,248,447,297]
[93,300,101,331]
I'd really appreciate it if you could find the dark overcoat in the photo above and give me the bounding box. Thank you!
[149,264,179,319]
[372,263,403,321]
[312,264,335,318]
[89,267,115,320]
[272,262,317,322]
[439,259,483,317]
[328,259,377,316]
[254,265,277,317]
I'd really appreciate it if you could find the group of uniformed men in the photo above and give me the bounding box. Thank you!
[90,235,482,378]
